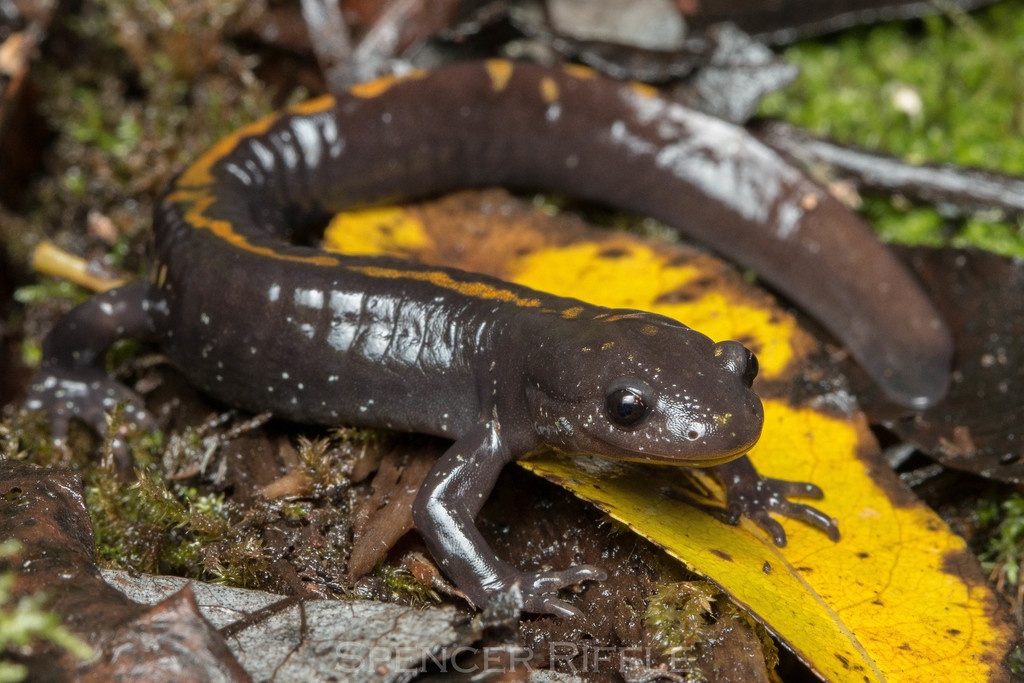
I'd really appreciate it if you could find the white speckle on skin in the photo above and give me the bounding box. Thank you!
[291,118,323,169]
[293,288,324,310]
[268,284,281,302]
[278,131,299,169]
[616,89,822,241]
[152,298,170,315]
[320,116,346,159]
[225,163,252,186]
[327,290,363,352]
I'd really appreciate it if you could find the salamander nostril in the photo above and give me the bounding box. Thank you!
[714,340,758,388]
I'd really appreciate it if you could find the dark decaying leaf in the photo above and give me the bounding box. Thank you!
[102,569,466,683]
[668,23,798,124]
[509,4,709,83]
[0,459,250,682]
[544,0,688,51]
[348,441,444,579]
[753,119,1024,219]
[847,246,1024,484]
[681,0,1002,45]
[504,2,794,121]
[318,0,466,90]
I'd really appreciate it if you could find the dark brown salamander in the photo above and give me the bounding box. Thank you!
[29,60,948,616]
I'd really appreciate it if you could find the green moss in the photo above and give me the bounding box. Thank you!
[86,452,270,588]
[372,564,442,607]
[82,410,279,587]
[12,281,90,308]
[17,339,42,370]
[298,429,379,494]
[73,408,363,592]
[0,412,69,469]
[861,199,950,247]
[204,534,270,588]
[978,494,1024,588]
[645,581,777,668]
[645,581,717,655]
[1009,643,1024,676]
[953,216,1024,258]
[102,339,149,375]
[759,1,1024,255]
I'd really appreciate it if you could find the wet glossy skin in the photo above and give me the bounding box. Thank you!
[27,59,955,616]
[521,312,763,464]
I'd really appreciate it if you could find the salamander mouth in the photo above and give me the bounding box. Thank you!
[590,433,759,467]
[677,447,751,468]
[617,448,749,467]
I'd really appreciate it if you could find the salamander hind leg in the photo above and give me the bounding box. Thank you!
[412,422,606,618]
[25,281,160,454]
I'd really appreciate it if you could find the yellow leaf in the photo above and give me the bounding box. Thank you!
[323,206,432,257]
[323,191,1016,681]
[524,401,1013,682]
[508,238,799,378]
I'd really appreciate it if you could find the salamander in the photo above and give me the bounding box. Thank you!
[28,60,948,617]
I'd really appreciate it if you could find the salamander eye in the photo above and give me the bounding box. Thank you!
[606,389,648,427]
[605,378,652,428]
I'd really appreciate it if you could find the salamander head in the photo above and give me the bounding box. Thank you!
[524,312,763,466]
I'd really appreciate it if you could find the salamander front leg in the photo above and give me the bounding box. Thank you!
[412,421,606,618]
[25,281,159,459]
[713,455,840,546]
